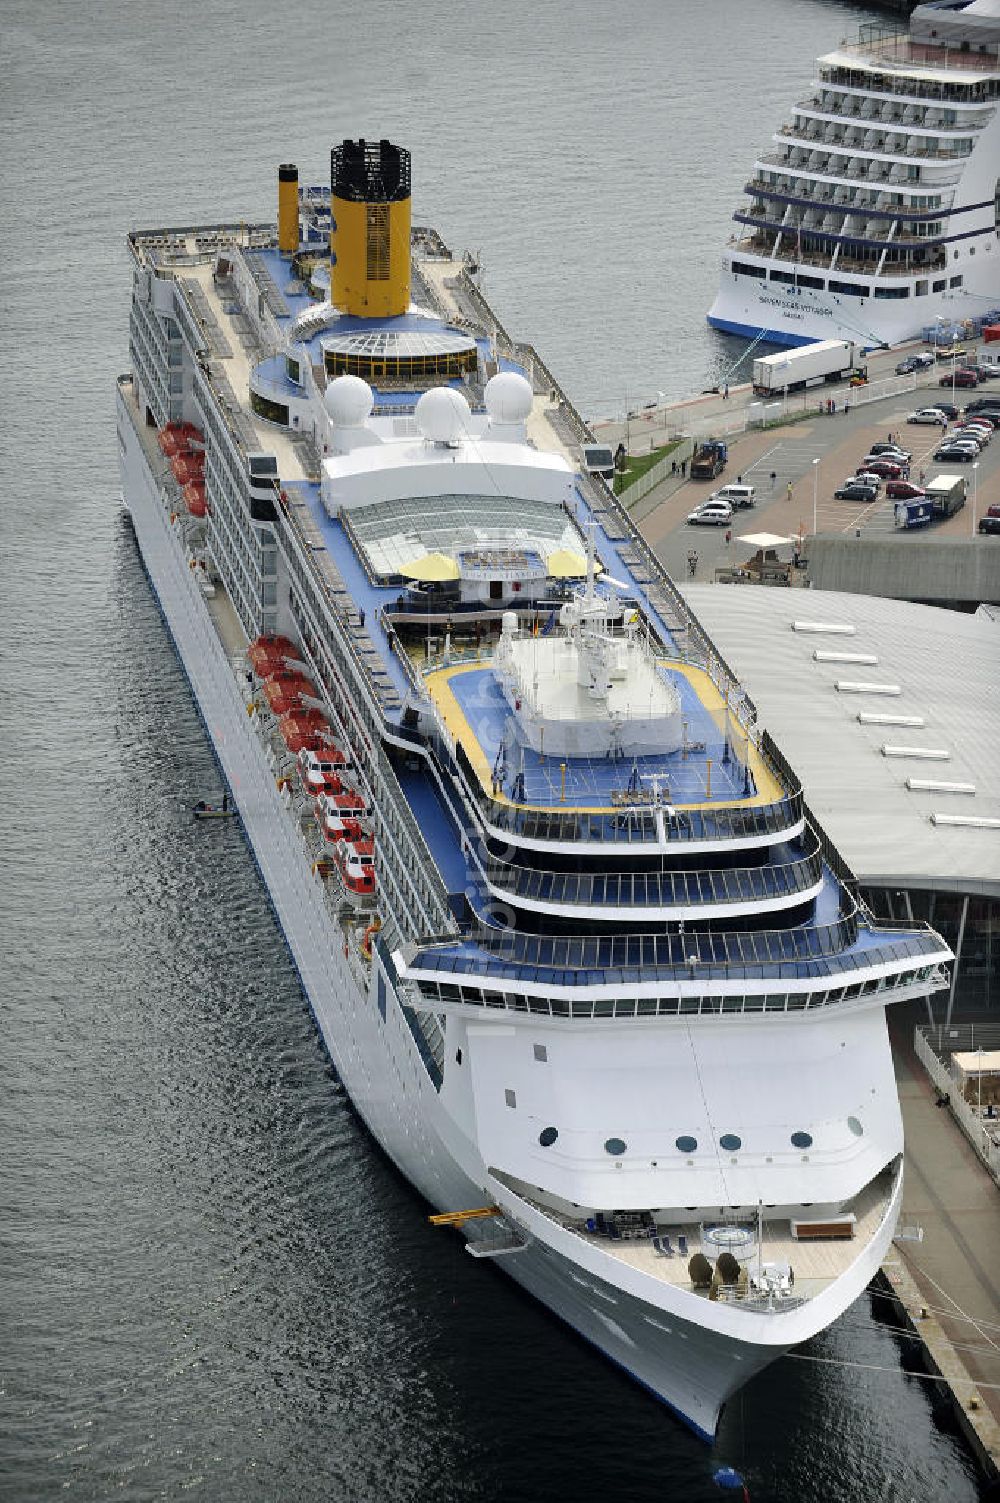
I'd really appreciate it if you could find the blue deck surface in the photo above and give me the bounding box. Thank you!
[288,482,412,714]
[396,766,469,895]
[447,667,752,807]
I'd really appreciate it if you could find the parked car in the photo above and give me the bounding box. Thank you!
[895,356,921,375]
[936,402,961,421]
[852,471,883,491]
[937,346,968,363]
[978,516,1000,535]
[869,442,913,460]
[907,407,948,425]
[834,481,879,501]
[963,364,999,382]
[985,504,1000,520]
[965,398,1000,416]
[686,499,734,526]
[955,426,991,446]
[943,435,984,454]
[940,368,978,389]
[933,445,978,462]
[859,457,908,479]
[885,480,925,500]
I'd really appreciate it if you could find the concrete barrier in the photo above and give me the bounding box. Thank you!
[808,536,1000,606]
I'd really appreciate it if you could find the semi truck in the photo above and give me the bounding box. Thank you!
[690,439,728,479]
[923,474,967,518]
[752,339,864,395]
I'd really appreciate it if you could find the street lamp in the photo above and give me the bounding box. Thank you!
[972,460,979,537]
[812,456,820,537]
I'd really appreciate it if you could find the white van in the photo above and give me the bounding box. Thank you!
[712,483,756,509]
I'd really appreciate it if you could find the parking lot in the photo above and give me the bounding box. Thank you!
[638,380,1000,582]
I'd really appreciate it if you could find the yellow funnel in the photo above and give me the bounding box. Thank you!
[278,163,298,255]
[330,138,411,318]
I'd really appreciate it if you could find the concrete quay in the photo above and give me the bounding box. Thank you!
[879,1012,1000,1482]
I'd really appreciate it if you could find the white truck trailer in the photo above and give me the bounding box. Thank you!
[923,474,967,518]
[752,339,864,395]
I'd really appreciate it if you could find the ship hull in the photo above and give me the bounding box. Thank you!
[116,385,900,1441]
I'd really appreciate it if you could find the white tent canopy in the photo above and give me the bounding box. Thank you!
[736,533,798,549]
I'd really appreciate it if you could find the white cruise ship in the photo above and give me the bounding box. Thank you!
[117,139,952,1440]
[708,0,1000,350]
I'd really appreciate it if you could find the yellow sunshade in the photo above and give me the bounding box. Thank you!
[546,548,589,578]
[401,551,460,582]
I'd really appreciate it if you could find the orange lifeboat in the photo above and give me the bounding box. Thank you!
[296,743,349,791]
[262,671,315,716]
[172,451,205,487]
[315,791,367,844]
[249,634,299,677]
[280,713,335,755]
[183,480,208,517]
[333,838,376,897]
[157,421,195,457]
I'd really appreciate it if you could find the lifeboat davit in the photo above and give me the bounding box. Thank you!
[315,790,367,843]
[296,743,349,791]
[262,671,314,716]
[183,480,207,517]
[333,838,376,897]
[249,634,299,677]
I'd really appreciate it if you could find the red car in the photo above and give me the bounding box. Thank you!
[858,457,908,480]
[939,369,978,388]
[886,480,925,500]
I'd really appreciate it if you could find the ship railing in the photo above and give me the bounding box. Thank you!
[403,924,952,991]
[840,31,1000,72]
[412,962,947,1017]
[453,739,804,847]
[483,835,823,912]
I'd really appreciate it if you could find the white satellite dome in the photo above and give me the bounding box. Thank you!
[414,386,472,444]
[323,374,374,427]
[484,371,533,425]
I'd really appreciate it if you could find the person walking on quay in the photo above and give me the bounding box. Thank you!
[723,383,729,401]
[786,481,793,503]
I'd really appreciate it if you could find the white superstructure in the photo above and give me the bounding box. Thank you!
[708,1,1000,349]
[117,142,952,1441]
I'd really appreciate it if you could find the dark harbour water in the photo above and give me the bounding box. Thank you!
[0,1,993,1498]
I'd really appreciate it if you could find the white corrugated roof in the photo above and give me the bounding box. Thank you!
[681,585,1000,897]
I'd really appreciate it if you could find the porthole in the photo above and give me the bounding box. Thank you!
[538,1127,558,1148]
[719,1133,742,1152]
[848,1115,864,1137]
[791,1131,813,1149]
[604,1137,627,1156]
[675,1135,698,1153]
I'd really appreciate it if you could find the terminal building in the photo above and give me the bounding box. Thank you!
[682,585,999,1018]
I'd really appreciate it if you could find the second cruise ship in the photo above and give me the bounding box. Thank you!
[708,0,1000,349]
[117,138,952,1439]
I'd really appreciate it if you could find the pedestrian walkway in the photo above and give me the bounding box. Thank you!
[889,1013,1000,1429]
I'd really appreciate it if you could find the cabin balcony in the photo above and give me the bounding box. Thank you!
[775,124,973,163]
[792,96,992,134]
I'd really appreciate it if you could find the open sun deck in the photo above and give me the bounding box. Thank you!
[424,659,782,813]
[493,1165,899,1306]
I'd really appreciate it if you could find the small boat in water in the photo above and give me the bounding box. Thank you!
[193,798,237,820]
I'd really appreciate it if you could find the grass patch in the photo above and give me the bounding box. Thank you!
[613,440,682,495]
